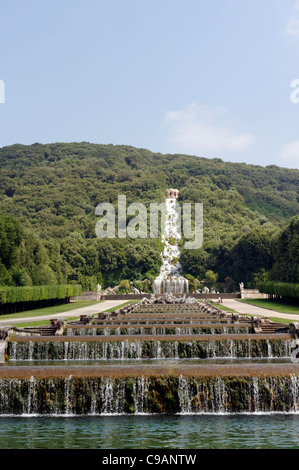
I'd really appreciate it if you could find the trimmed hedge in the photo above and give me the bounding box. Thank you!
[0,285,82,305]
[260,281,299,299]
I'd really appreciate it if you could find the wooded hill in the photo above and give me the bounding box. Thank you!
[0,142,298,291]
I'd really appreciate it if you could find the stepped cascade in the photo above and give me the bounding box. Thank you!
[153,189,189,295]
[0,296,299,415]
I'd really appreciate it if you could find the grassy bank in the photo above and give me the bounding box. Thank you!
[240,299,299,315]
[102,300,141,313]
[269,317,294,324]
[0,300,102,322]
[245,314,295,324]
[6,300,141,328]
[206,301,237,313]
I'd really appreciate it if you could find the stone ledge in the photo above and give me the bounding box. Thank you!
[9,333,292,342]
[0,363,298,379]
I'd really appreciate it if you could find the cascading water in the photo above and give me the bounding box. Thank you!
[2,274,298,419]
[8,337,293,361]
[153,193,189,295]
[65,325,252,336]
[1,374,299,415]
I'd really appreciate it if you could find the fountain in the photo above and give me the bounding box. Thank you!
[153,189,189,296]
[0,207,299,417]
[0,297,298,415]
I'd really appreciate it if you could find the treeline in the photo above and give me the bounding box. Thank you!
[0,212,162,290]
[260,282,299,300]
[181,215,299,290]
[0,142,298,291]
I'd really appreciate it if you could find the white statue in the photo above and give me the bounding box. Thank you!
[96,284,102,300]
[239,282,244,290]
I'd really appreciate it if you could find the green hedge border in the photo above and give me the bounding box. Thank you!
[260,281,299,299]
[0,285,82,305]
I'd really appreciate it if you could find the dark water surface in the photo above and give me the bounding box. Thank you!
[1,414,299,449]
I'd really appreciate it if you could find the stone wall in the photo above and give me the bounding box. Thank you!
[71,291,98,301]
[240,289,269,300]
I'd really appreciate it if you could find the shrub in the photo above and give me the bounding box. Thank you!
[259,281,299,299]
[0,284,82,305]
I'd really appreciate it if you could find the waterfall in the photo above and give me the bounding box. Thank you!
[101,378,125,414]
[8,337,293,361]
[64,375,74,415]
[133,377,149,414]
[291,375,298,413]
[177,375,299,414]
[0,340,7,363]
[25,376,37,415]
[213,377,228,414]
[0,374,299,415]
[153,195,189,295]
[178,375,192,413]
[252,377,260,413]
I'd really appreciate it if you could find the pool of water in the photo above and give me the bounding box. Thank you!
[1,414,299,449]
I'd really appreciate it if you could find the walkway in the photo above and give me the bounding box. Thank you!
[222,299,299,322]
[2,298,299,326]
[0,300,126,326]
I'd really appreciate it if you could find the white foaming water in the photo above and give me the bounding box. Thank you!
[153,197,188,295]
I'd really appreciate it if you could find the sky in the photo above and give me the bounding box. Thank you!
[0,0,299,169]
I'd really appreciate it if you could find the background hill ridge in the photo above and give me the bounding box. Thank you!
[0,142,298,291]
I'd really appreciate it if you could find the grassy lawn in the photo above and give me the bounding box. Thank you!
[5,300,141,328]
[240,298,299,315]
[246,314,295,324]
[14,317,80,328]
[205,300,237,313]
[269,317,294,324]
[0,300,102,321]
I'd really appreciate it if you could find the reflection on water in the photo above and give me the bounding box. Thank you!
[1,414,299,449]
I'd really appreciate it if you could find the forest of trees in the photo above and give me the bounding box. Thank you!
[0,142,298,292]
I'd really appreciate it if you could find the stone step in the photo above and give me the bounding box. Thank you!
[66,323,253,333]
[92,318,236,325]
[21,327,58,337]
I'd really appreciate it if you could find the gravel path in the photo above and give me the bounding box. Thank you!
[2,298,298,327]
[0,300,126,326]
[222,299,299,322]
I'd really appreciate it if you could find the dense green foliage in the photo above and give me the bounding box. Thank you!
[0,284,82,304]
[260,281,299,299]
[0,142,298,290]
[270,216,299,283]
[179,216,298,289]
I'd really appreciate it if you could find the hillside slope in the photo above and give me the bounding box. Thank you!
[0,142,298,289]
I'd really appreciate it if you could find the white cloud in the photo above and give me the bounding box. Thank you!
[281,140,299,167]
[164,102,254,155]
[285,1,299,36]
[286,16,299,36]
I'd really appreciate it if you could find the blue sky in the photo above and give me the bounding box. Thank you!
[0,0,299,169]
